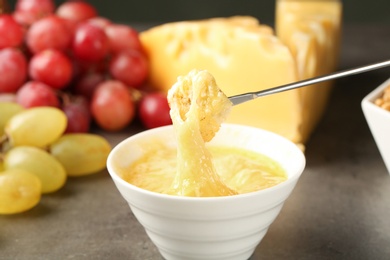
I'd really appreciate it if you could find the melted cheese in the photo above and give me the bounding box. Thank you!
[120,144,287,196]
[167,70,236,197]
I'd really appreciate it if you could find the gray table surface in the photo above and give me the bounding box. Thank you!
[2,24,390,260]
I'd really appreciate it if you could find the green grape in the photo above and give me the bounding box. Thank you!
[5,107,67,148]
[4,146,67,194]
[0,169,41,215]
[50,133,112,176]
[0,102,24,137]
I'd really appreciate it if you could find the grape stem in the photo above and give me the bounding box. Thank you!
[0,134,10,154]
[0,134,7,144]
[130,87,143,104]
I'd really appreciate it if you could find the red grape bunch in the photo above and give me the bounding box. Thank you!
[0,0,172,133]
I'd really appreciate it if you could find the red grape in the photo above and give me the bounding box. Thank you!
[26,15,71,54]
[29,49,73,89]
[14,0,55,26]
[90,80,135,131]
[16,0,55,14]
[87,17,111,29]
[73,72,105,100]
[13,11,35,27]
[72,23,109,62]
[61,18,78,37]
[0,48,28,93]
[56,1,97,23]
[0,15,24,49]
[105,24,142,53]
[62,95,91,133]
[16,81,60,108]
[73,58,107,76]
[138,92,172,129]
[109,50,148,88]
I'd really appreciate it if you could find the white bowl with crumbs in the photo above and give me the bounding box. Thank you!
[362,77,390,174]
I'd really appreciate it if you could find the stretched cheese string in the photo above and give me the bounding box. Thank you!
[167,69,237,197]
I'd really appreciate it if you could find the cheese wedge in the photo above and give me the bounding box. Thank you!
[140,11,342,143]
[276,0,342,141]
[140,17,303,141]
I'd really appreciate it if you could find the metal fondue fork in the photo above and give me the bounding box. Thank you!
[228,59,390,106]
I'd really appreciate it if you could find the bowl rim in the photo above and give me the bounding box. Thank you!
[107,123,306,202]
[362,77,390,104]
[361,77,390,174]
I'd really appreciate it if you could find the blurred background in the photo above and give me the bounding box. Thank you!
[6,0,390,25]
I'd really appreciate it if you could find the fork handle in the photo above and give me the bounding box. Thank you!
[229,59,390,106]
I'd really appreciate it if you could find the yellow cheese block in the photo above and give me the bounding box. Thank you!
[140,17,302,141]
[276,0,342,141]
[140,11,341,143]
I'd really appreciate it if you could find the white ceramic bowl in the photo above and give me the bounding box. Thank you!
[107,124,306,260]
[362,77,390,174]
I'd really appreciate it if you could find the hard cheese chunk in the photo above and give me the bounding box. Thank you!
[276,0,342,142]
[140,13,341,143]
[141,17,301,142]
